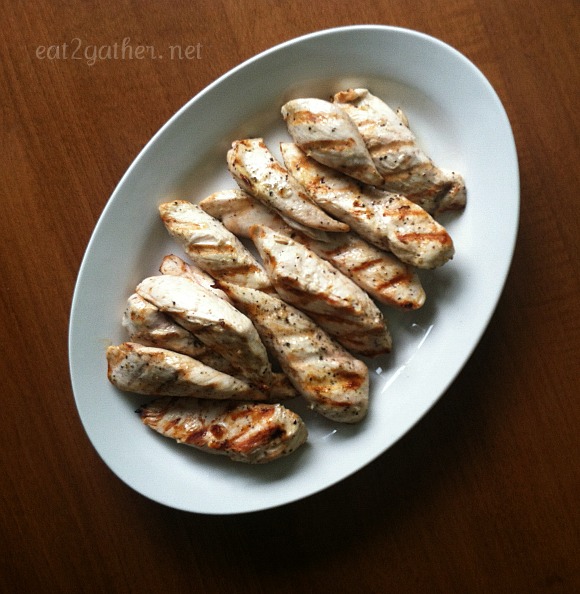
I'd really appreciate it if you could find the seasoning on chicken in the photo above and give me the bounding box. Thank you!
[136,274,272,386]
[333,88,466,214]
[138,397,308,464]
[154,255,298,400]
[281,142,455,269]
[226,138,350,235]
[250,225,392,356]
[200,189,425,310]
[107,342,266,400]
[221,282,369,423]
[158,200,272,292]
[122,293,297,401]
[281,97,383,186]
[122,292,232,370]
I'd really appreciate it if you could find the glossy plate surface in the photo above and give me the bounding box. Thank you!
[69,26,519,514]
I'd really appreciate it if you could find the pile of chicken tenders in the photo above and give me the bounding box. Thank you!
[106,88,466,464]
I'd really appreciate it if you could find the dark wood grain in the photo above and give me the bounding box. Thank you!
[1,1,578,592]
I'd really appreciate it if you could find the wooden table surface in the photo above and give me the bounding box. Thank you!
[2,1,579,592]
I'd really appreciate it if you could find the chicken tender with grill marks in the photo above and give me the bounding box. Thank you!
[107,342,266,400]
[333,88,466,214]
[139,397,308,464]
[227,138,349,236]
[221,282,369,423]
[201,189,425,310]
[281,142,454,269]
[250,225,392,356]
[158,200,273,291]
[281,97,383,186]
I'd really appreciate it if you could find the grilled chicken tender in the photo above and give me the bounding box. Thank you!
[281,97,383,186]
[227,138,349,235]
[107,342,266,400]
[221,282,369,423]
[139,397,307,464]
[200,189,425,310]
[281,142,454,269]
[136,274,272,386]
[333,88,466,214]
[158,200,272,292]
[250,225,392,356]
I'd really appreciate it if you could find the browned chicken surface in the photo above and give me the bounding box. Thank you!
[158,200,273,291]
[333,88,466,214]
[281,142,455,269]
[221,282,369,423]
[281,97,383,186]
[139,397,308,464]
[250,225,392,356]
[227,137,350,235]
[200,188,425,310]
